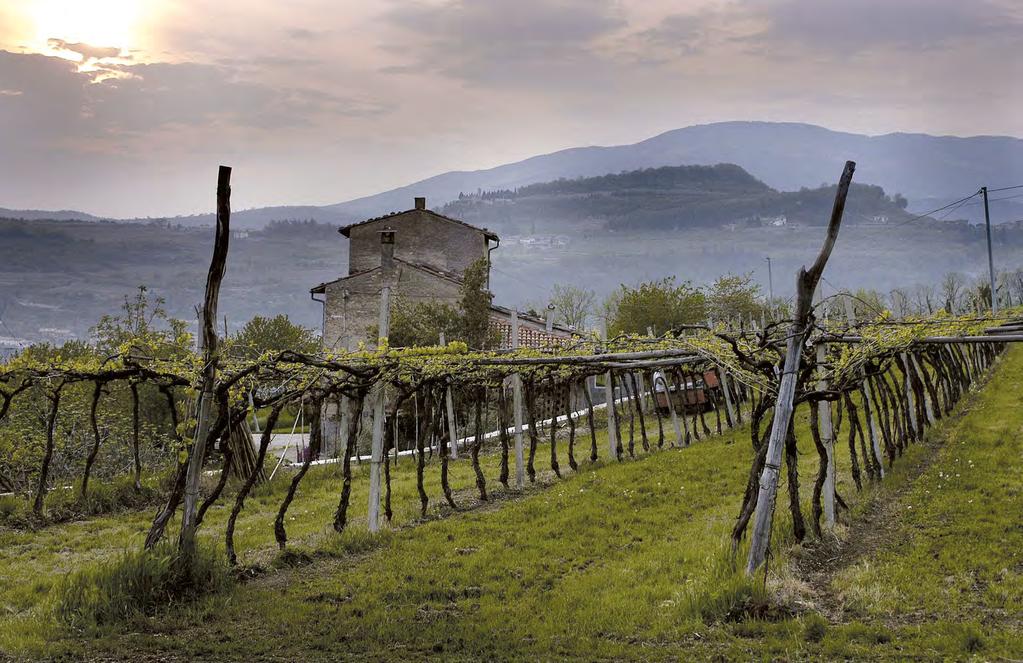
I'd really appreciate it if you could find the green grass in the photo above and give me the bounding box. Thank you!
[1,347,1021,660]
[53,540,231,631]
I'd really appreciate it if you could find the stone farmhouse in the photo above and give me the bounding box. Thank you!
[311,197,572,350]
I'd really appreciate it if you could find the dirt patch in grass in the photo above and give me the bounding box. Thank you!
[788,357,1009,625]
[790,439,940,620]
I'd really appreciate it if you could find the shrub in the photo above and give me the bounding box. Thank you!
[0,494,21,520]
[960,623,985,653]
[803,612,828,643]
[0,494,35,529]
[843,621,892,645]
[53,541,231,630]
[682,554,770,623]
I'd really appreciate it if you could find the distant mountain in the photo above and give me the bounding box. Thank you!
[324,122,1023,225]
[144,205,355,230]
[0,207,105,222]
[0,205,353,229]
[6,122,1021,227]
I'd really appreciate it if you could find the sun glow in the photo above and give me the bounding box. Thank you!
[32,0,144,55]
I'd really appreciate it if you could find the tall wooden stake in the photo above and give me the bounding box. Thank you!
[746,160,855,576]
[367,285,390,532]
[718,367,737,427]
[180,165,231,556]
[901,352,919,438]
[660,371,683,446]
[602,320,618,458]
[510,312,525,488]
[440,332,458,459]
[845,301,884,478]
[816,343,836,528]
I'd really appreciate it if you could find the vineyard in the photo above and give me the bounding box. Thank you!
[3,162,1023,659]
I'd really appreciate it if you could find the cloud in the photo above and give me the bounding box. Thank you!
[286,27,325,41]
[47,38,124,61]
[743,0,1023,54]
[6,50,379,128]
[382,0,627,85]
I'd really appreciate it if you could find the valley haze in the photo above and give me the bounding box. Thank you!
[2,121,1022,346]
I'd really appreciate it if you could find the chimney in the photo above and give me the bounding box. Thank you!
[380,228,395,273]
[546,304,556,332]
[414,196,426,210]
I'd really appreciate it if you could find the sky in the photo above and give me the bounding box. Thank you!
[0,0,1021,218]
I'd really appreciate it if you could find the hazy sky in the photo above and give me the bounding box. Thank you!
[1,0,1021,217]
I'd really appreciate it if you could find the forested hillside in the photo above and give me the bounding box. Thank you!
[442,164,913,234]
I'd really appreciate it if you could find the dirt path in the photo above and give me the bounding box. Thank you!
[789,395,982,622]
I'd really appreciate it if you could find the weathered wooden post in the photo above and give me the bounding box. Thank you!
[440,332,458,459]
[511,311,525,488]
[601,320,618,458]
[910,352,936,425]
[367,285,390,532]
[816,343,836,528]
[180,165,231,556]
[845,297,884,478]
[718,367,737,427]
[901,352,919,438]
[746,160,854,576]
[660,370,684,447]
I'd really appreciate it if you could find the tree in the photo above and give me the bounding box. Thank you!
[610,277,706,336]
[1003,268,1023,307]
[388,300,462,348]
[92,285,191,359]
[940,272,967,314]
[850,288,887,321]
[459,258,494,349]
[707,273,765,324]
[914,283,937,315]
[232,314,319,359]
[549,284,596,331]
[385,258,498,349]
[888,287,914,318]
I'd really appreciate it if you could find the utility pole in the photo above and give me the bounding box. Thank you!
[982,187,998,314]
[765,256,774,318]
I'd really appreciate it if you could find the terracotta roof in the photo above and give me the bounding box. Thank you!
[487,310,575,350]
[488,304,574,336]
[338,207,499,241]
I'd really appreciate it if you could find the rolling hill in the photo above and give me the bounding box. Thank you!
[325,122,1023,225]
[7,122,1022,228]
[439,163,915,235]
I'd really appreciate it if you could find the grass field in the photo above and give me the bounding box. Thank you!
[2,348,1021,660]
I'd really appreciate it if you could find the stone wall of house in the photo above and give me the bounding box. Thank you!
[323,263,462,350]
[348,210,489,275]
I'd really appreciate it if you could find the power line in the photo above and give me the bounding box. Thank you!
[961,191,1023,206]
[891,190,980,228]
[988,184,1023,194]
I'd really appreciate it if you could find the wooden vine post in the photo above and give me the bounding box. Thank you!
[901,352,919,438]
[180,165,231,557]
[844,301,885,478]
[440,332,458,459]
[718,366,737,427]
[601,320,618,458]
[815,342,836,528]
[367,285,390,532]
[659,371,684,447]
[746,160,855,576]
[510,311,525,488]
